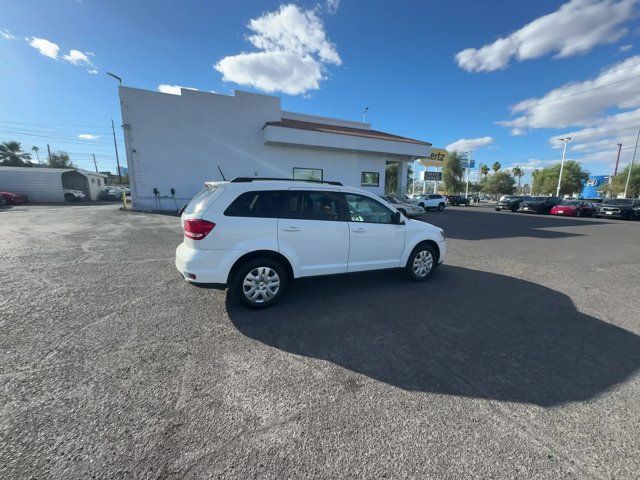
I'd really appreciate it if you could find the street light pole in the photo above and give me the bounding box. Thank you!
[623,127,640,198]
[363,106,369,124]
[465,151,472,197]
[556,138,571,197]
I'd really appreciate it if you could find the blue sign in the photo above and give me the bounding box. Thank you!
[460,159,476,169]
[580,175,609,198]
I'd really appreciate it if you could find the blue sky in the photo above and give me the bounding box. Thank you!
[1,0,639,183]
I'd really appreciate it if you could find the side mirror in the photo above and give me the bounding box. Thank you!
[394,211,404,224]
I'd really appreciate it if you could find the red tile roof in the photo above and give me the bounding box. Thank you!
[264,118,430,146]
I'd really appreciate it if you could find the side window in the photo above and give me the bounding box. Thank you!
[345,193,394,224]
[282,191,344,221]
[428,195,440,199]
[224,190,286,218]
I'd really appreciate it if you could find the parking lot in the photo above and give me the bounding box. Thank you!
[2,203,639,479]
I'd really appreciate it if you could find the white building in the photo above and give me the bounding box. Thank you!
[119,87,431,211]
[0,167,107,202]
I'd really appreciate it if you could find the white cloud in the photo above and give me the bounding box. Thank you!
[62,49,88,65]
[88,69,98,74]
[215,4,341,95]
[499,55,640,134]
[157,84,199,95]
[619,44,633,52]
[455,0,638,72]
[446,136,494,152]
[326,0,340,15]
[1,28,15,40]
[78,134,99,140]
[27,37,60,59]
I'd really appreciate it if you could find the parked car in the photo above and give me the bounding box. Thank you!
[381,195,425,218]
[593,198,640,220]
[176,178,447,308]
[64,189,86,201]
[518,196,562,214]
[99,187,124,201]
[0,191,28,204]
[495,195,530,212]
[447,195,470,206]
[634,205,640,220]
[549,200,596,217]
[413,194,447,211]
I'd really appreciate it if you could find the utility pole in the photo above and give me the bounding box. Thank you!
[614,142,622,176]
[556,138,571,197]
[92,154,98,173]
[623,127,639,198]
[47,144,52,164]
[111,118,122,184]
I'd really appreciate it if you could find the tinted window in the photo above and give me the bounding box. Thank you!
[345,193,394,224]
[224,190,286,218]
[282,191,344,221]
[428,195,441,199]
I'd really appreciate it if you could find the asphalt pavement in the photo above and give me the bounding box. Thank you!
[1,203,639,479]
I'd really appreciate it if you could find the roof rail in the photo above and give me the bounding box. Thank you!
[230,177,343,186]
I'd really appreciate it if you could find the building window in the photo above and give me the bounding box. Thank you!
[293,167,323,182]
[361,172,380,187]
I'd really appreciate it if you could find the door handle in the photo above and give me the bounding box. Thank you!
[282,226,301,232]
[352,227,366,233]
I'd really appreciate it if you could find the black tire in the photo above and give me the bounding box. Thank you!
[575,209,582,217]
[495,207,501,211]
[405,244,437,282]
[64,193,75,202]
[437,203,445,211]
[232,258,287,309]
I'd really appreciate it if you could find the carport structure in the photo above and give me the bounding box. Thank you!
[0,167,106,201]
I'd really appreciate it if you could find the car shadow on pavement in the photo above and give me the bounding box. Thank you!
[420,209,614,240]
[227,266,640,407]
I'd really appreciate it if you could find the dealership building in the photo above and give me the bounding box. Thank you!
[118,87,431,211]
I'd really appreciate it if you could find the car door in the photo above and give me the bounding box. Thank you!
[278,190,349,277]
[344,193,406,272]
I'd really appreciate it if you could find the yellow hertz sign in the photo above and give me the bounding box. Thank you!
[419,148,448,167]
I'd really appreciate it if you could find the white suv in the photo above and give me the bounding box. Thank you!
[175,178,446,308]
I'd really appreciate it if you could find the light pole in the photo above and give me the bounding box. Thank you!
[363,106,369,123]
[464,151,472,197]
[556,138,571,197]
[623,127,640,198]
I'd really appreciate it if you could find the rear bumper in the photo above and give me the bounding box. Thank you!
[175,243,242,284]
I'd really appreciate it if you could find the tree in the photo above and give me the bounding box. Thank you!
[49,151,75,169]
[481,171,515,197]
[601,164,640,198]
[31,146,40,163]
[442,151,464,194]
[511,166,523,193]
[531,161,589,196]
[0,141,32,167]
[492,162,501,173]
[480,164,489,178]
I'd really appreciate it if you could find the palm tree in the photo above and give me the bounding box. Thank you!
[492,161,501,173]
[0,141,32,167]
[480,164,489,178]
[31,146,40,163]
[512,166,523,193]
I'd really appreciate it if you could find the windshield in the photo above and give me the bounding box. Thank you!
[561,200,581,206]
[385,196,400,204]
[603,199,634,205]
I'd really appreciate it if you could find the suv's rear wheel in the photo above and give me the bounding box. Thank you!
[406,244,437,281]
[232,259,287,308]
[437,203,445,211]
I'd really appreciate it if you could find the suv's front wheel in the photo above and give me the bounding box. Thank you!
[232,259,287,308]
[406,244,437,281]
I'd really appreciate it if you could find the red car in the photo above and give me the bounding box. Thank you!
[550,200,595,217]
[0,191,29,205]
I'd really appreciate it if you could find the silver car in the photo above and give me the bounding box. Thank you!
[382,195,425,218]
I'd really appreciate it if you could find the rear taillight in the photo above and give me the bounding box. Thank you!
[183,219,215,240]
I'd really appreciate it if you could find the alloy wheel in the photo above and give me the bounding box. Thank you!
[412,250,434,278]
[242,267,280,303]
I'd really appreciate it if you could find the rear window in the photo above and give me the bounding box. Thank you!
[184,185,223,215]
[224,190,286,218]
